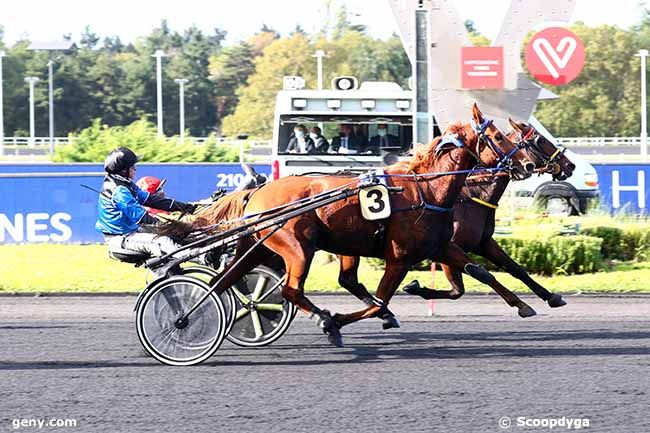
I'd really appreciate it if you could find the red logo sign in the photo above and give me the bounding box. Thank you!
[525,27,585,86]
[461,47,504,89]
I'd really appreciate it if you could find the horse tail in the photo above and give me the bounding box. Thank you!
[194,189,253,230]
[153,190,254,240]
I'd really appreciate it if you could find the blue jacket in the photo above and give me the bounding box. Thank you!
[95,176,150,235]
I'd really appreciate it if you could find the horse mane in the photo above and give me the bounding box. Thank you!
[154,189,256,239]
[407,122,472,172]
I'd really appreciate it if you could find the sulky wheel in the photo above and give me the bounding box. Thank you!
[226,265,296,347]
[136,275,227,366]
[181,265,237,335]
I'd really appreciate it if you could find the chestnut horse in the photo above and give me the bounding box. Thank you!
[335,119,576,328]
[169,104,535,346]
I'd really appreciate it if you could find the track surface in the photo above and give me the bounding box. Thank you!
[1,294,649,433]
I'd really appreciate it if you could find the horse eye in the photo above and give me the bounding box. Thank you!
[495,133,503,141]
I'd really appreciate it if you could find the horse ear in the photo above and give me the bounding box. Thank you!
[508,117,523,132]
[471,103,484,123]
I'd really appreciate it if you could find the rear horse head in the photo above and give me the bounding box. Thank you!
[508,119,575,181]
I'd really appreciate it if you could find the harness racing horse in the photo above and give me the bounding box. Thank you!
[168,104,536,346]
[334,119,577,327]
[402,119,576,305]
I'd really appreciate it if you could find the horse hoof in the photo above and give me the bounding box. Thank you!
[382,315,400,330]
[548,293,567,308]
[402,280,423,297]
[325,328,344,347]
[518,305,537,318]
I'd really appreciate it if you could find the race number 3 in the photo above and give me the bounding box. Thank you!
[359,185,391,221]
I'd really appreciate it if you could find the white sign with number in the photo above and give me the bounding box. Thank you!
[359,185,391,221]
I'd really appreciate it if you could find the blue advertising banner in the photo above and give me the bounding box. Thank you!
[592,164,649,214]
[0,163,271,244]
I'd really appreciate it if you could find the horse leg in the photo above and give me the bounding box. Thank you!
[334,261,410,328]
[338,255,400,330]
[402,263,466,300]
[436,242,537,318]
[480,238,566,308]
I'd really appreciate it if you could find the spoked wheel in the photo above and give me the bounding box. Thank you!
[136,275,227,366]
[181,266,237,335]
[226,265,296,347]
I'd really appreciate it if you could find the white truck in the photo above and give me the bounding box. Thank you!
[270,77,598,215]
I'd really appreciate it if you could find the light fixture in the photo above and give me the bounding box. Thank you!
[396,100,410,110]
[327,99,342,109]
[361,99,376,109]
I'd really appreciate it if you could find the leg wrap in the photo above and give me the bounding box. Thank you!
[464,263,494,285]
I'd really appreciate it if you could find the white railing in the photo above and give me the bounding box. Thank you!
[555,137,641,147]
[0,136,642,148]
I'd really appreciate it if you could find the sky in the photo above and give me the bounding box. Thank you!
[0,0,647,47]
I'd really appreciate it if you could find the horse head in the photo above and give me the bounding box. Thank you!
[508,119,575,181]
[470,103,535,180]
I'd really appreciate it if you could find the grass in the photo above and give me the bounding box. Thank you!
[1,244,649,294]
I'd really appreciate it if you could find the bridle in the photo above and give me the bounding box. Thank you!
[515,126,565,176]
[471,118,525,171]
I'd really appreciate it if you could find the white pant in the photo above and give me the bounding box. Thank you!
[106,231,181,257]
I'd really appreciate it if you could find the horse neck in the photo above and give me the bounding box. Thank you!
[462,173,510,204]
[422,149,475,209]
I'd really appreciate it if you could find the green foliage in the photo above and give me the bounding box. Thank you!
[368,234,603,276]
[581,225,650,261]
[52,119,240,162]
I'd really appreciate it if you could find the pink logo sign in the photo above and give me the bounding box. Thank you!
[525,27,585,86]
[461,47,504,89]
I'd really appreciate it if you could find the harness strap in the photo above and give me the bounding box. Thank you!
[469,197,498,209]
[549,148,561,160]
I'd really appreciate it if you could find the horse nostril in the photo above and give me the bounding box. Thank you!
[568,163,576,172]
[524,162,535,173]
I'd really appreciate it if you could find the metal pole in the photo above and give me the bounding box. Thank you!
[312,50,326,90]
[174,78,188,141]
[0,50,5,156]
[24,77,39,148]
[638,49,648,161]
[152,50,166,137]
[48,60,54,154]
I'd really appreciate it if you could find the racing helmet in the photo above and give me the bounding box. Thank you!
[104,147,139,174]
[136,176,166,194]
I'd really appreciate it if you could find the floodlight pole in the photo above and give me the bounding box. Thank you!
[152,50,166,137]
[48,60,55,154]
[24,77,40,148]
[638,49,648,160]
[0,50,5,156]
[174,78,188,141]
[312,50,326,90]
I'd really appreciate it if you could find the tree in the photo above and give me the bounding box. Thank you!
[221,33,315,137]
[533,23,640,136]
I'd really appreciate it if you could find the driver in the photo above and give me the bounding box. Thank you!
[95,147,197,258]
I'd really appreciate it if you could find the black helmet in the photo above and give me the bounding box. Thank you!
[104,147,139,174]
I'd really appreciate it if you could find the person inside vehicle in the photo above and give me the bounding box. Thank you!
[309,126,329,154]
[286,124,315,154]
[366,123,399,153]
[96,147,199,260]
[331,123,364,153]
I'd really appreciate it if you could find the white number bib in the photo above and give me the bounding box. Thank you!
[359,185,391,220]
